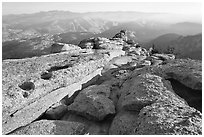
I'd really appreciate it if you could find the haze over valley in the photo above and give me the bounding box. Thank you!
[2,3,202,60]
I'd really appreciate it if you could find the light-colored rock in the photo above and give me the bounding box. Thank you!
[109,102,202,135]
[2,68,103,135]
[152,59,202,90]
[61,43,81,52]
[51,43,81,54]
[10,120,87,135]
[128,48,142,56]
[117,73,187,111]
[152,53,175,61]
[94,50,125,59]
[2,51,124,134]
[68,84,116,121]
[136,102,202,135]
[110,56,133,67]
[96,43,123,50]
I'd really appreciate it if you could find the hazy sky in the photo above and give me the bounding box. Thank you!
[2,2,201,17]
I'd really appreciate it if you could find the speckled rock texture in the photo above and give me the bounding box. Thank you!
[10,120,87,135]
[2,50,124,134]
[68,84,116,121]
[2,31,202,135]
[117,73,187,111]
[110,102,202,135]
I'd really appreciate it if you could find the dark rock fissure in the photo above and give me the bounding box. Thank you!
[41,71,53,80]
[18,82,35,91]
[47,64,73,72]
[167,78,202,112]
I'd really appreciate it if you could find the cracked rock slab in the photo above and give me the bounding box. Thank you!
[2,50,125,134]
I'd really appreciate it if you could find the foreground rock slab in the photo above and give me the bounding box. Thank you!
[2,50,125,134]
[10,120,87,135]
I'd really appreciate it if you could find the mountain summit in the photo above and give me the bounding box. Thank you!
[2,30,202,135]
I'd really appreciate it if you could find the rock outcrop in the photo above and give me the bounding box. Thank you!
[2,49,124,134]
[2,30,202,135]
[78,37,125,50]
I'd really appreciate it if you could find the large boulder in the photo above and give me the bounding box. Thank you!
[117,73,187,111]
[109,102,202,135]
[10,120,87,135]
[135,102,202,135]
[152,59,202,90]
[68,84,116,121]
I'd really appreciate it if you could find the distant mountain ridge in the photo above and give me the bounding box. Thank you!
[3,11,201,42]
[2,10,202,60]
[145,33,202,60]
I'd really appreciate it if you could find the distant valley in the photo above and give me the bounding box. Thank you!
[143,33,202,60]
[2,11,202,60]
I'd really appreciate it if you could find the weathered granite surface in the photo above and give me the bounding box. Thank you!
[2,31,202,135]
[10,120,87,135]
[2,50,124,134]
